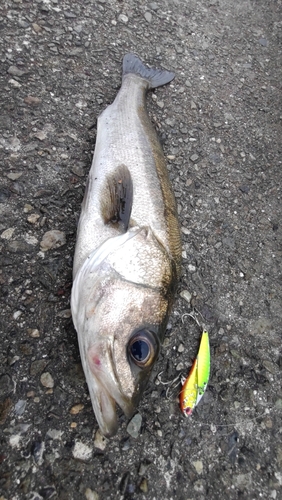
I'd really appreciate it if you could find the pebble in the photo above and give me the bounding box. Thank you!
[30,359,48,376]
[72,440,93,461]
[176,362,184,371]
[85,489,99,500]
[27,213,40,224]
[118,14,128,23]
[70,403,84,415]
[24,96,42,106]
[40,372,54,389]
[178,343,185,353]
[9,78,22,88]
[46,429,63,440]
[259,37,268,47]
[7,172,23,180]
[24,204,33,213]
[192,460,203,474]
[126,413,142,438]
[34,130,47,141]
[7,66,26,77]
[14,399,27,416]
[40,230,66,251]
[188,264,196,272]
[144,12,152,23]
[139,478,148,493]
[190,154,199,162]
[71,164,85,177]
[93,429,108,450]
[180,290,192,304]
[57,309,72,318]
[1,228,15,240]
[24,234,38,246]
[13,310,22,320]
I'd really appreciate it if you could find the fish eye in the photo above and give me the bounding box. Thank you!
[128,329,158,368]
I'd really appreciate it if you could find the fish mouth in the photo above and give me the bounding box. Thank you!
[88,380,119,437]
[88,375,136,437]
[87,345,135,437]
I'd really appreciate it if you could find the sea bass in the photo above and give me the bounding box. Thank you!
[71,54,182,437]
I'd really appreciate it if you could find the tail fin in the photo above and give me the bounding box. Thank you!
[122,53,175,89]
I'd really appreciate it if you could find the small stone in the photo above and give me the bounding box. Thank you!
[27,391,35,398]
[178,343,185,353]
[24,204,33,213]
[72,440,93,461]
[30,359,48,376]
[40,372,54,389]
[46,429,63,440]
[9,434,21,449]
[188,264,196,272]
[71,164,85,177]
[126,413,142,438]
[34,130,47,141]
[94,429,108,450]
[9,78,22,88]
[275,399,282,410]
[85,488,99,500]
[192,460,203,474]
[156,100,164,108]
[180,290,192,304]
[191,101,197,109]
[14,399,27,416]
[263,360,278,375]
[24,234,38,246]
[176,362,184,371]
[32,22,42,33]
[13,310,22,320]
[144,12,152,22]
[70,403,84,415]
[139,478,148,493]
[18,19,30,28]
[40,230,66,251]
[7,172,23,180]
[190,154,199,162]
[70,422,77,428]
[1,228,15,240]
[118,14,128,23]
[259,38,268,47]
[57,309,72,318]
[7,66,27,77]
[24,96,42,106]
[138,462,150,476]
[27,213,40,224]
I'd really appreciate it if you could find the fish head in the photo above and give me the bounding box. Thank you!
[71,227,176,436]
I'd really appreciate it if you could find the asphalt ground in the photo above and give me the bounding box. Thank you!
[0,1,282,499]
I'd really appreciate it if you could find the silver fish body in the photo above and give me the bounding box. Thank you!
[71,54,182,436]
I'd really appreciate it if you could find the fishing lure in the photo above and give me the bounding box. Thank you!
[180,330,210,416]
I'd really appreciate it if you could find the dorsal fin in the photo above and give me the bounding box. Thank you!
[100,164,133,231]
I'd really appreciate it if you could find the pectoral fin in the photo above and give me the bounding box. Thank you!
[101,164,133,231]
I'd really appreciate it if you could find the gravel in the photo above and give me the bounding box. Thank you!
[0,0,281,499]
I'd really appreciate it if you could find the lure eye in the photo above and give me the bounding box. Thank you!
[128,329,158,368]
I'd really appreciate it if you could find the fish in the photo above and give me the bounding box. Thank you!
[71,53,182,437]
[180,330,210,416]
